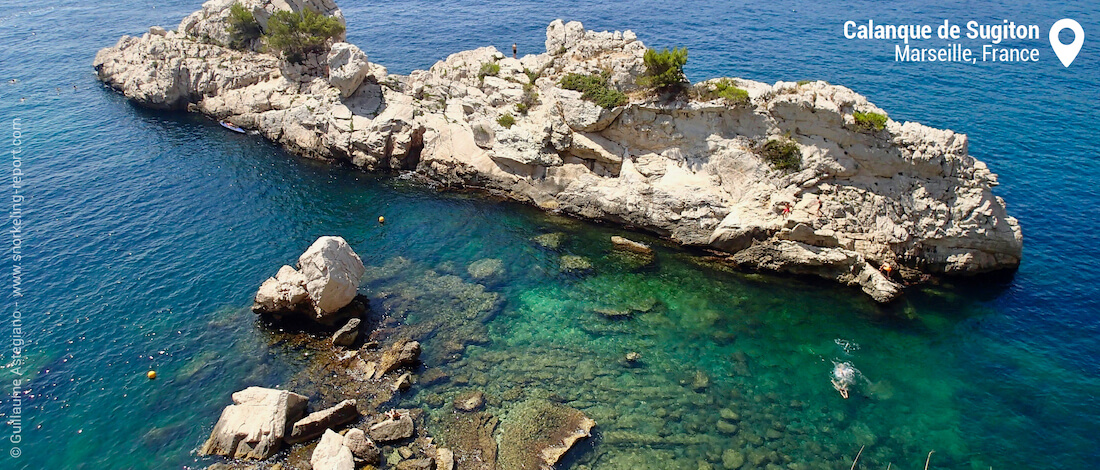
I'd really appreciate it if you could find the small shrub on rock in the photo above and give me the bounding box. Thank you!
[227,3,262,50]
[478,62,500,82]
[560,72,626,109]
[497,113,515,128]
[637,47,688,93]
[265,8,345,63]
[853,111,887,131]
[702,78,749,105]
[515,83,539,114]
[759,138,802,172]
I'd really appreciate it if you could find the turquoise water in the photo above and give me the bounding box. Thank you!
[1,0,1098,468]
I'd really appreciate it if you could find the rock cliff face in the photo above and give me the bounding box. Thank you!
[94,1,1023,302]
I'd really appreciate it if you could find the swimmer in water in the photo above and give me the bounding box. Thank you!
[831,361,857,399]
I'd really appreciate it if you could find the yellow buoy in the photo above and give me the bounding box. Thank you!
[378,216,385,224]
[147,370,157,380]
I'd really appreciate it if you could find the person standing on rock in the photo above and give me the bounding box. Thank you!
[512,43,517,59]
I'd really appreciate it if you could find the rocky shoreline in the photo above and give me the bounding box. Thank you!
[200,236,596,470]
[93,0,1022,303]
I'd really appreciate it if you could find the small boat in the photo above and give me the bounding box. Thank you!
[219,120,246,133]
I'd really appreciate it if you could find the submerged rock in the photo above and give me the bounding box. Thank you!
[395,458,434,470]
[559,255,593,274]
[199,387,308,460]
[253,236,366,322]
[610,235,653,255]
[722,449,745,469]
[374,339,421,379]
[467,257,505,279]
[331,317,361,347]
[436,411,499,470]
[533,232,566,249]
[498,399,596,469]
[453,390,486,412]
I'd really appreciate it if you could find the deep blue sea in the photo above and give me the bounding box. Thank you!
[0,0,1098,469]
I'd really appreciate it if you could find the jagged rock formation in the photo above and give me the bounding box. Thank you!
[199,387,308,459]
[94,1,1023,302]
[253,236,365,321]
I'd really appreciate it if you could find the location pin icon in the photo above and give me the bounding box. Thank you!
[1049,19,1084,67]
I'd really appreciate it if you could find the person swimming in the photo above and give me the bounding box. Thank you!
[831,361,858,399]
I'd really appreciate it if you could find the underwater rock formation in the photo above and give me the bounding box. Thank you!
[498,399,596,470]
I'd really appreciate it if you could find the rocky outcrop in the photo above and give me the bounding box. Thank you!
[199,387,308,459]
[253,236,365,322]
[95,1,1023,302]
[287,399,359,444]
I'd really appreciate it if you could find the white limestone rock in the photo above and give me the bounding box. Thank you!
[311,429,356,470]
[298,236,366,316]
[254,265,309,313]
[95,8,1023,303]
[199,387,308,460]
[491,124,563,167]
[252,236,365,320]
[327,42,370,98]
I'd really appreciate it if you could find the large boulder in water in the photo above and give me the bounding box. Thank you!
[199,386,308,460]
[253,236,366,323]
[298,236,366,314]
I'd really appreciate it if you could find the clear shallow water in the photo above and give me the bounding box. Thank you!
[0,0,1098,469]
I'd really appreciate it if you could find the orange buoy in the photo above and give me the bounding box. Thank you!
[147,370,157,380]
[378,216,385,224]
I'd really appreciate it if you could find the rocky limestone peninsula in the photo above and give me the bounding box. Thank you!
[93,0,1023,302]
